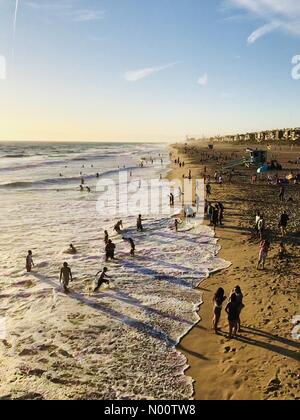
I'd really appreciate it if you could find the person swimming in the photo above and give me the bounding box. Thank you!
[59,262,73,293]
[67,244,77,255]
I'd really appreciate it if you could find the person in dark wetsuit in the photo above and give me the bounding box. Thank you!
[104,230,109,244]
[279,211,289,237]
[94,267,110,292]
[213,288,227,334]
[105,240,116,261]
[225,294,239,339]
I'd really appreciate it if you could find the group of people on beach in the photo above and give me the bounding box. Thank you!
[213,286,244,339]
[254,190,291,270]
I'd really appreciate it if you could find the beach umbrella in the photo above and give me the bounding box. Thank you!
[257,165,268,174]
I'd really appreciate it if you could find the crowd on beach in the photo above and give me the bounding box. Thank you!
[24,145,299,342]
[173,144,299,341]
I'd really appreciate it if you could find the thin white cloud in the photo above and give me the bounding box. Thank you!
[247,21,280,43]
[25,1,104,22]
[69,10,105,22]
[197,73,208,86]
[225,0,300,43]
[123,63,177,82]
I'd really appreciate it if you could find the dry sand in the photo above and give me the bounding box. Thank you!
[170,142,300,401]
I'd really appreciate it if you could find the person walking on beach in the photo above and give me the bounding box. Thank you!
[213,288,227,334]
[123,237,135,257]
[60,262,73,293]
[174,218,182,232]
[26,250,34,273]
[211,205,219,232]
[105,240,116,261]
[225,294,239,340]
[278,211,289,237]
[169,193,175,207]
[279,185,285,202]
[104,230,109,244]
[254,211,261,234]
[257,215,265,240]
[94,267,111,292]
[218,202,224,226]
[257,240,270,270]
[206,183,212,198]
[137,214,144,232]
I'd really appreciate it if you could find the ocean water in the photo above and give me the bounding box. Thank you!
[0,142,230,400]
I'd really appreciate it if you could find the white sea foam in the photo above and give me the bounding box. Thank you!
[0,142,230,400]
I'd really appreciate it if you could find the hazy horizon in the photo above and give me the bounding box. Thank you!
[0,0,300,142]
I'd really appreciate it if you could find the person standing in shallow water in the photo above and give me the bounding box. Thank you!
[123,237,135,257]
[104,230,109,244]
[105,240,116,261]
[26,250,34,273]
[213,288,227,334]
[137,215,144,232]
[60,262,73,293]
[94,267,110,292]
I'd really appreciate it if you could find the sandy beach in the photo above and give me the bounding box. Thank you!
[170,142,300,400]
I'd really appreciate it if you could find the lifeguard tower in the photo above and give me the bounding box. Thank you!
[246,149,267,165]
[222,149,268,171]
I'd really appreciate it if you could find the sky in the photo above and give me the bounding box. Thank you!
[0,0,300,142]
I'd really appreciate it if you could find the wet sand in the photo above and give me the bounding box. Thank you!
[170,142,300,400]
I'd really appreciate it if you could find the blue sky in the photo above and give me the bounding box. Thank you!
[0,0,300,142]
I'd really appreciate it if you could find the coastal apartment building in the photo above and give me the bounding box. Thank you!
[202,127,300,144]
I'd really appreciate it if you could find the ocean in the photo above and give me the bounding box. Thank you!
[0,142,229,400]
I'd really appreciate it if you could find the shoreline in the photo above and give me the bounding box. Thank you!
[170,142,300,400]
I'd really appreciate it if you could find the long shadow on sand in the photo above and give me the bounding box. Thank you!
[243,326,300,351]
[233,335,300,362]
[177,343,209,361]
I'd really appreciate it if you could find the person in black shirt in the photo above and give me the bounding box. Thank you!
[225,294,239,339]
[279,211,289,237]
